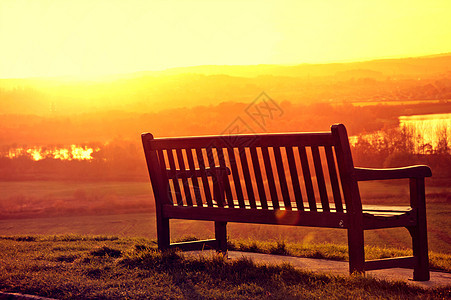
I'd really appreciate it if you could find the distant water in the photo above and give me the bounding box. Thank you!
[399,113,451,149]
[350,113,451,151]
[399,113,451,123]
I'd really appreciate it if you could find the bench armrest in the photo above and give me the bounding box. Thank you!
[354,165,432,181]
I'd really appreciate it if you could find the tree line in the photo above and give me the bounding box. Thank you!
[0,125,449,185]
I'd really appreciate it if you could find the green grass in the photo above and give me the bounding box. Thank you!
[0,235,449,299]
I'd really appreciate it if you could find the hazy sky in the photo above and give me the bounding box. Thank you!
[1,0,450,78]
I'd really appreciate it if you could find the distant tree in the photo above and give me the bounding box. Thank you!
[435,126,450,155]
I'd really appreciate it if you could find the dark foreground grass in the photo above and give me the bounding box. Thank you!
[0,235,449,299]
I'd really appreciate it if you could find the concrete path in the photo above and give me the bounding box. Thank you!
[185,250,451,289]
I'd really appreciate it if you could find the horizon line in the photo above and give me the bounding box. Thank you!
[1,51,450,81]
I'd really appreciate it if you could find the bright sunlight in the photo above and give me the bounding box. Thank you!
[1,0,451,79]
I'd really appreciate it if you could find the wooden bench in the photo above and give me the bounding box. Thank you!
[142,123,432,281]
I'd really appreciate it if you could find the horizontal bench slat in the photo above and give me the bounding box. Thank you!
[364,256,415,270]
[168,239,218,251]
[149,132,334,150]
[363,212,416,229]
[165,201,412,215]
[162,205,349,228]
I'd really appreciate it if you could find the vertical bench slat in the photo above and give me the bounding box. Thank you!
[273,146,292,209]
[285,146,304,211]
[185,148,203,207]
[217,147,234,208]
[166,149,184,205]
[157,149,173,205]
[250,147,269,209]
[311,146,330,212]
[325,146,344,212]
[298,146,317,211]
[195,148,214,207]
[176,149,194,206]
[227,147,246,208]
[239,147,257,209]
[206,147,223,207]
[261,147,280,210]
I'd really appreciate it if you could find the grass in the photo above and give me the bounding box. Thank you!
[0,181,153,219]
[0,235,449,299]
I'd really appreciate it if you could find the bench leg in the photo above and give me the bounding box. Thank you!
[157,216,170,251]
[410,178,430,281]
[215,221,228,253]
[408,225,430,281]
[347,226,365,275]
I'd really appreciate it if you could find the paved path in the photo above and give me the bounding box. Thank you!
[186,250,451,289]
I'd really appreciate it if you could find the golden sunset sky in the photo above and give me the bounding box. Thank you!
[1,0,450,79]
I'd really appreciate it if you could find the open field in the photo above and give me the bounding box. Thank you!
[0,235,449,299]
[0,181,153,218]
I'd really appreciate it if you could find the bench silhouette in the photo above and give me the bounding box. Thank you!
[142,124,431,280]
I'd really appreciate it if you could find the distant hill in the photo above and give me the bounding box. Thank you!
[0,53,450,115]
[124,52,451,78]
[2,52,451,83]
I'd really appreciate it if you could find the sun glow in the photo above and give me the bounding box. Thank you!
[1,0,450,79]
[6,146,98,161]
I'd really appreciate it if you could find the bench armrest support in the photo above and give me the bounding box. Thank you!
[354,165,432,181]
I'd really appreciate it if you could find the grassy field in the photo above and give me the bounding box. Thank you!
[0,181,154,218]
[0,235,449,299]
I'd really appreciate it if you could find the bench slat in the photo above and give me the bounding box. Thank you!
[163,205,349,228]
[239,147,257,209]
[250,147,269,209]
[298,146,317,212]
[364,257,414,270]
[167,201,412,215]
[274,146,292,210]
[217,148,234,208]
[169,239,218,251]
[176,149,193,206]
[324,146,344,212]
[195,148,214,207]
[150,132,334,150]
[166,149,183,205]
[185,148,203,206]
[286,146,304,211]
[206,147,224,207]
[227,147,246,208]
[261,147,280,210]
[312,146,330,212]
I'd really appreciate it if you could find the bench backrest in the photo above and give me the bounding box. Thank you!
[142,124,362,214]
